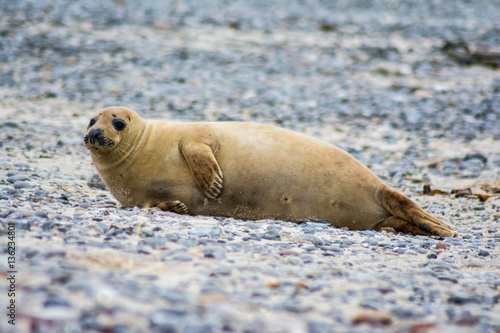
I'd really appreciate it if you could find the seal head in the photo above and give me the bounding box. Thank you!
[83,107,140,157]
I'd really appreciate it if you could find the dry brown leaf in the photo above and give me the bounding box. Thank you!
[475,194,491,202]
[422,184,448,195]
[432,189,449,195]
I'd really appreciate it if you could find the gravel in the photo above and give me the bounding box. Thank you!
[1,0,500,332]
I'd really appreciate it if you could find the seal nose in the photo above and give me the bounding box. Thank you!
[84,128,104,145]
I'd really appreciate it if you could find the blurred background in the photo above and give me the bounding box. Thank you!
[1,0,499,139]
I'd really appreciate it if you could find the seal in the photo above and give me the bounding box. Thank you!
[84,106,457,237]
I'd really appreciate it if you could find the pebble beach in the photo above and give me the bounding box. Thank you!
[1,1,499,332]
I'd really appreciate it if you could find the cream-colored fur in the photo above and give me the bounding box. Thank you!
[84,107,457,237]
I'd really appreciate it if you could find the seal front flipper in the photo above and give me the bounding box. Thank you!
[180,141,223,199]
[157,201,189,214]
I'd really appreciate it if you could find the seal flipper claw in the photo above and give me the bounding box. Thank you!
[157,200,189,214]
[181,141,223,199]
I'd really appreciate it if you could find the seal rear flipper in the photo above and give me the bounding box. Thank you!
[377,185,458,237]
[156,201,189,214]
[180,141,223,199]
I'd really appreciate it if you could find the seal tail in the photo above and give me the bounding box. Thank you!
[376,185,458,237]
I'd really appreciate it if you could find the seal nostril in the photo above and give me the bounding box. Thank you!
[87,128,104,145]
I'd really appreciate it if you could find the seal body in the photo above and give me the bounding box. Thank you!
[84,107,457,237]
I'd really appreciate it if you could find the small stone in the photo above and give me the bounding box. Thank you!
[261,229,281,240]
[478,250,490,257]
[361,230,379,237]
[210,265,232,277]
[67,230,82,239]
[210,228,221,238]
[15,219,31,230]
[141,229,154,237]
[243,222,260,229]
[44,295,71,307]
[301,244,316,251]
[149,310,181,332]
[189,226,211,237]
[301,234,325,246]
[41,220,56,231]
[435,242,447,250]
[13,181,33,189]
[35,210,49,218]
[301,227,316,234]
[203,246,226,259]
[267,224,282,231]
[87,174,107,190]
[393,247,406,254]
[321,245,343,253]
[448,295,487,305]
[165,233,180,242]
[275,299,311,313]
[427,253,438,259]
[172,252,192,262]
[7,174,28,183]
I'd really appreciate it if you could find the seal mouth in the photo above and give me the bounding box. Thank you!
[83,128,115,149]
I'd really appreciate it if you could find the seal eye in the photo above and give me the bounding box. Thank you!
[112,118,127,131]
[88,118,97,129]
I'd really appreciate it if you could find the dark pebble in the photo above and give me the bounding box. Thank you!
[165,233,180,242]
[15,219,31,230]
[34,190,47,197]
[448,295,488,305]
[7,174,28,183]
[478,250,490,257]
[427,253,438,259]
[35,210,49,218]
[392,306,419,318]
[13,181,33,189]
[87,173,107,190]
[141,229,154,237]
[44,295,71,307]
